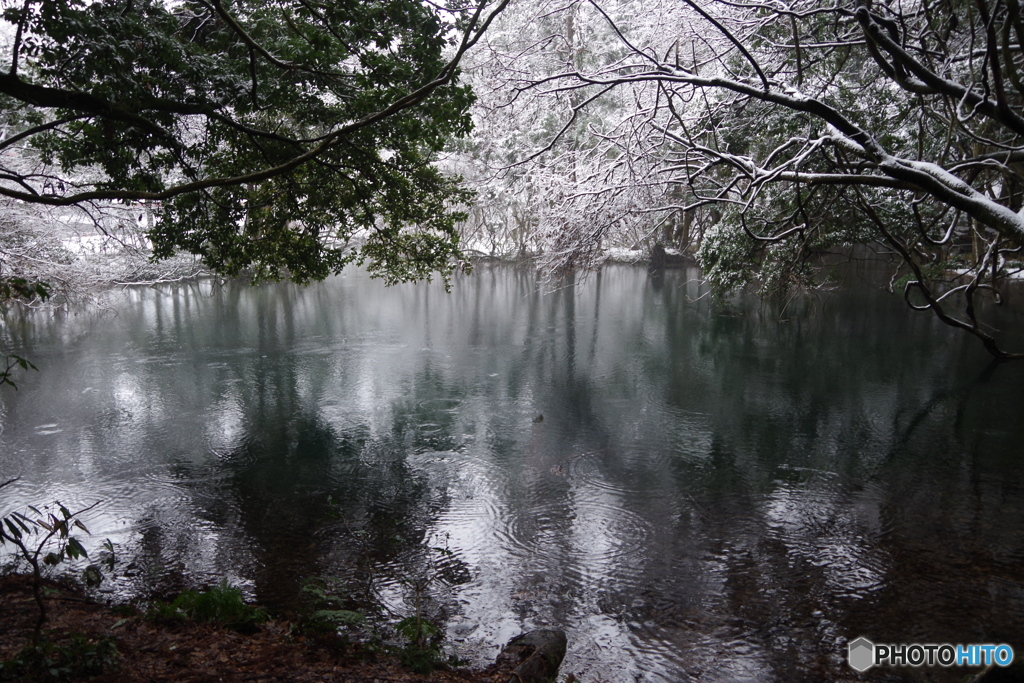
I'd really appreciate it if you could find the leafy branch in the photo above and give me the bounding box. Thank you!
[0,480,101,643]
[0,354,38,389]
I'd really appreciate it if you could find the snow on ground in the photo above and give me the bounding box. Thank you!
[603,247,647,263]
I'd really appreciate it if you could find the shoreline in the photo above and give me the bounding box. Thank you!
[0,573,518,682]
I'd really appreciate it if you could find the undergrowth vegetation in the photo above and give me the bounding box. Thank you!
[1,487,466,677]
[146,580,268,634]
[0,634,119,681]
[298,575,460,675]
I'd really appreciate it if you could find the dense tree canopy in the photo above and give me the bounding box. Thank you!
[0,0,507,285]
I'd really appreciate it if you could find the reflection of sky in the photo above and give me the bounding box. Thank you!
[2,266,1024,680]
[206,394,243,454]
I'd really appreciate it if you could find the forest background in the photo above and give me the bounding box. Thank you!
[1,0,1023,359]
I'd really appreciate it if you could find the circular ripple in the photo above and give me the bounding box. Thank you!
[495,497,655,585]
[567,449,645,495]
[428,458,508,560]
[415,397,463,414]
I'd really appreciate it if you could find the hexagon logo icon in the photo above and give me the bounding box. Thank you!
[848,637,875,672]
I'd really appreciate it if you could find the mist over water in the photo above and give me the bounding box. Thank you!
[2,264,1023,681]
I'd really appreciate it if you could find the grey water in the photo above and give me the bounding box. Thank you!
[1,264,1023,681]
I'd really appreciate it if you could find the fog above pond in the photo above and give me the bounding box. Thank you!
[2,264,1023,681]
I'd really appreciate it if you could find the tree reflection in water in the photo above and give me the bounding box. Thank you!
[1,265,1023,681]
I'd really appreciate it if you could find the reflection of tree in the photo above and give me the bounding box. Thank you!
[467,266,1018,676]
[840,360,1024,649]
[636,283,1024,676]
[124,281,440,610]
[5,264,1024,679]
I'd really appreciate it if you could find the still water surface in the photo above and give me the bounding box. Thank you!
[2,265,1023,681]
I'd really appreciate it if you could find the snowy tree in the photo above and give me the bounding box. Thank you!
[0,127,210,306]
[494,0,1024,357]
[453,0,698,278]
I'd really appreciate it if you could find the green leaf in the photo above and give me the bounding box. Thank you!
[11,513,34,532]
[67,537,88,559]
[4,518,23,539]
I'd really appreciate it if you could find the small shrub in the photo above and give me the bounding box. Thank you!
[0,634,119,681]
[395,615,440,647]
[396,644,443,675]
[296,578,369,637]
[297,574,453,674]
[148,580,267,633]
[0,486,100,642]
[394,616,445,675]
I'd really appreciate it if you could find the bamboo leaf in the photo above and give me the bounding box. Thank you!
[67,537,88,559]
[12,516,32,533]
[4,518,23,539]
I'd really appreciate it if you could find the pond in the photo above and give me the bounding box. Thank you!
[1,264,1023,681]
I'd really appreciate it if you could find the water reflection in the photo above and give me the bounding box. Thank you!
[2,265,1023,681]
